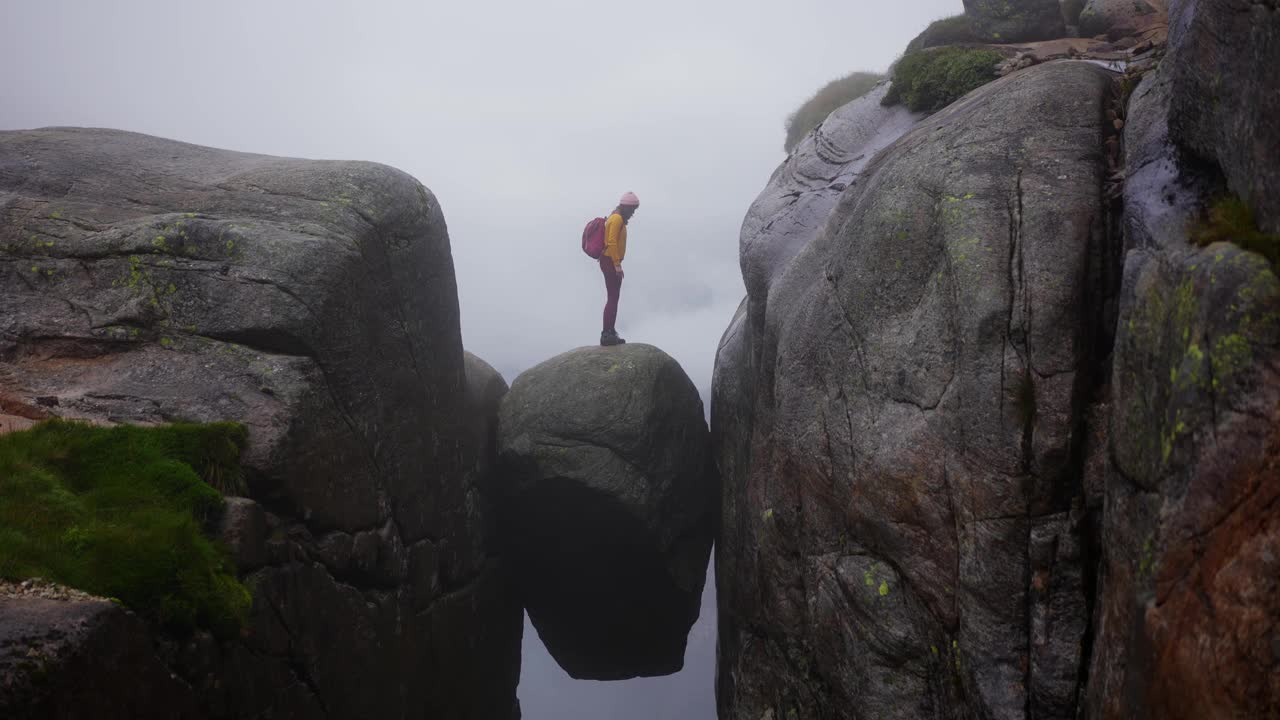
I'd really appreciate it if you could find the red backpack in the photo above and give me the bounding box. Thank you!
[582,217,606,259]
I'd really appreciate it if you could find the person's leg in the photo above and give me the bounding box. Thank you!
[600,257,620,333]
[613,268,623,330]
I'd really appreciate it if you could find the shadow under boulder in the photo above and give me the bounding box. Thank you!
[496,344,716,680]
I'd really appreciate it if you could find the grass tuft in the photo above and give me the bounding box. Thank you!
[1190,196,1280,267]
[0,419,251,638]
[882,47,1003,113]
[784,71,886,153]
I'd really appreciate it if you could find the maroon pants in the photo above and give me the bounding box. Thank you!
[599,256,622,332]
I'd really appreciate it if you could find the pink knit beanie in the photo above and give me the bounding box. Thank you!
[619,192,640,207]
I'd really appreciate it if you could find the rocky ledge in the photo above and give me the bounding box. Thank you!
[0,128,521,719]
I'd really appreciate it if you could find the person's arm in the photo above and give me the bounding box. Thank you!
[604,214,624,272]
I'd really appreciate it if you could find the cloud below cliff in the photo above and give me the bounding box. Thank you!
[0,0,962,716]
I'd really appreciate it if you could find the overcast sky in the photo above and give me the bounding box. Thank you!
[1,0,959,716]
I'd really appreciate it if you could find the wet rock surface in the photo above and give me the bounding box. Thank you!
[1083,50,1280,719]
[1165,0,1280,234]
[0,128,521,719]
[715,61,1114,720]
[218,497,268,572]
[742,82,920,344]
[1078,0,1166,38]
[497,343,716,680]
[715,1,1280,713]
[459,350,524,719]
[963,0,1066,41]
[0,594,201,720]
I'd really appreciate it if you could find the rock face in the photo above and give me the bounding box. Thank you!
[1078,0,1166,38]
[1090,211,1280,717]
[496,343,716,680]
[1083,17,1280,718]
[218,497,268,572]
[743,82,919,339]
[0,595,201,720]
[463,351,515,552]
[459,351,524,719]
[715,61,1114,720]
[717,0,1280,714]
[0,128,521,718]
[1061,0,1087,27]
[1166,0,1280,234]
[963,0,1066,41]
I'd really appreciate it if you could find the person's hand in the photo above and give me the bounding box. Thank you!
[617,267,625,280]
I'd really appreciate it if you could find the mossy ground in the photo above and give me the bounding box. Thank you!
[1191,196,1280,267]
[883,47,1003,113]
[784,71,885,153]
[0,419,251,638]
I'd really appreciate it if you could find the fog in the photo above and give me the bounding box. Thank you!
[1,0,960,716]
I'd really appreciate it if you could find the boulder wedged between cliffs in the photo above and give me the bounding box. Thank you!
[496,343,717,680]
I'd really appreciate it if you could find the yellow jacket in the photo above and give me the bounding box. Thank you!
[604,213,627,269]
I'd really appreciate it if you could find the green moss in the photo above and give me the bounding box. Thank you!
[114,254,145,290]
[861,564,892,599]
[1137,535,1156,580]
[1210,333,1250,391]
[1171,278,1198,345]
[1160,410,1188,464]
[784,71,886,152]
[0,420,251,637]
[112,254,184,321]
[883,47,1002,113]
[1191,196,1280,268]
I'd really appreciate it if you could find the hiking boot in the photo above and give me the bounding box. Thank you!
[600,330,626,347]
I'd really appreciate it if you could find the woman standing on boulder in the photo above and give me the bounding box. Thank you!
[600,192,639,346]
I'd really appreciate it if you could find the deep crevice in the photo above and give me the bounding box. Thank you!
[1066,71,1131,715]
